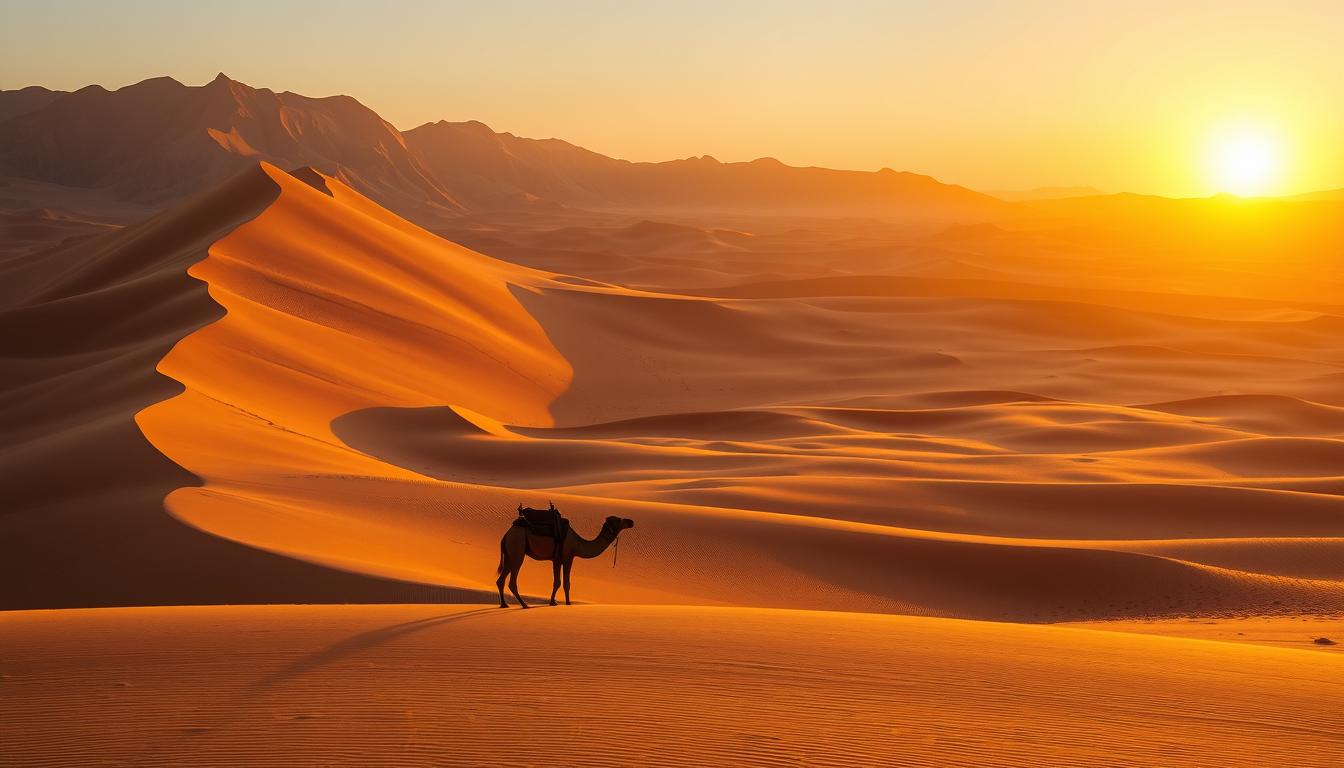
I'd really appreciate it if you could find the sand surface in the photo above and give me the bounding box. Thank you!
[1066,616,1344,652]
[4,604,1342,768]
[5,161,1344,622]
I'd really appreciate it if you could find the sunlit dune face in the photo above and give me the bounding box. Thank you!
[1206,123,1284,197]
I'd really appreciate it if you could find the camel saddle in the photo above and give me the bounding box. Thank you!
[513,507,569,560]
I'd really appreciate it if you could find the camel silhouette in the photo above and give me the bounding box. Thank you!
[496,502,635,608]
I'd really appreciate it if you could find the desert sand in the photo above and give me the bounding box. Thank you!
[9,161,1339,618]
[4,75,1344,765]
[4,605,1342,767]
[149,166,1344,619]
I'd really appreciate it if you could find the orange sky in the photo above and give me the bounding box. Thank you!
[2,1,1341,196]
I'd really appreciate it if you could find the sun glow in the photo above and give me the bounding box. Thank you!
[1206,123,1285,197]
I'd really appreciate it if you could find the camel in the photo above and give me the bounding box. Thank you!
[496,503,635,608]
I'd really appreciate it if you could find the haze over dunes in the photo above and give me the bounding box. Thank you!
[2,72,1343,765]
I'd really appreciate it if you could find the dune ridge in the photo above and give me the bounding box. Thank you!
[0,164,512,609]
[1,160,1307,621]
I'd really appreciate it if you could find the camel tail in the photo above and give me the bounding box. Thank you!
[496,536,507,576]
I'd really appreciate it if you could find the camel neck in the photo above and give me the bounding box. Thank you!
[574,526,617,559]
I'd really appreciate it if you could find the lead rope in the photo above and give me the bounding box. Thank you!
[612,531,621,568]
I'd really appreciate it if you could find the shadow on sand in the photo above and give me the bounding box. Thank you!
[250,607,506,691]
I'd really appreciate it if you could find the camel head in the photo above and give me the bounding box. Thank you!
[604,515,635,533]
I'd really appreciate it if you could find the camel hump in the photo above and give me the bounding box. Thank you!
[516,506,567,541]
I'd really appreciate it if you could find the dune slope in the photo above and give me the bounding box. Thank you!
[6,158,1343,621]
[0,165,495,608]
[125,165,1344,620]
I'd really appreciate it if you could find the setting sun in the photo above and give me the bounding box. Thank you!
[1207,123,1285,196]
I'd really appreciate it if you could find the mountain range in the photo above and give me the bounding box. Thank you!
[0,73,1013,224]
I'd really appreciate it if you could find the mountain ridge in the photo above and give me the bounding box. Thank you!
[0,73,461,219]
[403,118,1013,220]
[1,74,1014,223]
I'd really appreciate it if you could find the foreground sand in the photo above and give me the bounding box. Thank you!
[3,604,1341,767]
[1068,616,1344,652]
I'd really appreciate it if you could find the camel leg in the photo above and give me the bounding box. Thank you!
[550,560,561,606]
[562,560,573,605]
[508,566,528,609]
[496,543,510,608]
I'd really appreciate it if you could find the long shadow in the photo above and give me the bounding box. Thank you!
[250,607,506,691]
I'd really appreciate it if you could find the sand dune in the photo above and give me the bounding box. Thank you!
[1067,615,1344,651]
[5,157,1344,623]
[3,605,1342,767]
[1141,394,1344,432]
[0,164,488,609]
[0,208,116,258]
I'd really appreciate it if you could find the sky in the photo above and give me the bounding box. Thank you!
[2,0,1341,196]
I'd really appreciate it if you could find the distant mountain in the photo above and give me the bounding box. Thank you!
[986,186,1104,202]
[1,74,1014,223]
[404,120,1015,221]
[0,74,461,218]
[1289,188,1344,202]
[398,120,616,211]
[0,85,66,122]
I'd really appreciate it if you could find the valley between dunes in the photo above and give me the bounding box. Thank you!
[4,158,1344,765]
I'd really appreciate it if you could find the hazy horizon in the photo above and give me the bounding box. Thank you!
[3,0,1341,197]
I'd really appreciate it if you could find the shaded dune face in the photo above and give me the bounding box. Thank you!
[0,166,482,609]
[8,159,1344,619]
[130,163,572,594]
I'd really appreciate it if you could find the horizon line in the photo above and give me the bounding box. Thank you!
[3,71,1341,201]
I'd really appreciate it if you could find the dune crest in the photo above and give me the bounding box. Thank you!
[133,162,575,587]
[4,153,1342,618]
[0,164,485,608]
[51,163,1319,620]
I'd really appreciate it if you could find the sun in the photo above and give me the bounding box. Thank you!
[1205,123,1284,197]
